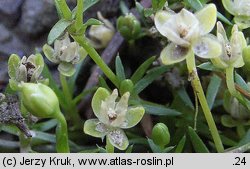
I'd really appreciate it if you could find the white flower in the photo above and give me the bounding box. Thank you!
[43,33,87,76]
[222,0,250,16]
[211,22,247,69]
[84,88,145,150]
[154,4,222,65]
[222,0,250,29]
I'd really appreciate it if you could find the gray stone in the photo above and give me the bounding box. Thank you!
[0,24,26,57]
[0,0,24,27]
[0,61,8,91]
[18,0,58,37]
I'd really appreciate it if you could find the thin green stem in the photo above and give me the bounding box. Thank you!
[73,35,119,87]
[60,74,72,100]
[226,66,237,95]
[55,0,71,20]
[225,66,249,108]
[193,89,199,131]
[186,53,224,153]
[55,112,70,153]
[75,0,83,30]
[60,74,82,129]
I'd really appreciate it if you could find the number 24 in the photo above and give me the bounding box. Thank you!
[234,157,246,166]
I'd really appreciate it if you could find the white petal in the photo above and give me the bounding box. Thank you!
[230,31,244,67]
[154,10,190,46]
[195,4,217,35]
[217,21,229,43]
[160,43,191,65]
[83,119,108,138]
[107,129,129,150]
[115,92,129,114]
[192,34,222,59]
[177,9,200,42]
[110,92,130,127]
[222,0,236,15]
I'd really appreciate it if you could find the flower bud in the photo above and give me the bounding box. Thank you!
[19,83,60,119]
[8,54,46,90]
[117,13,141,41]
[152,123,170,147]
[119,79,134,95]
[88,12,115,49]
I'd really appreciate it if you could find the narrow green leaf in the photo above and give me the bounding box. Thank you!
[184,0,232,26]
[235,72,250,92]
[84,18,103,27]
[139,100,181,116]
[119,0,129,15]
[135,2,144,14]
[220,135,237,147]
[34,131,81,150]
[131,56,156,83]
[97,145,107,153]
[115,55,126,82]
[144,8,154,17]
[0,139,19,149]
[176,87,194,110]
[217,12,233,26]
[134,65,169,94]
[184,0,203,10]
[206,75,222,109]
[98,76,112,92]
[83,0,100,12]
[48,19,72,45]
[162,146,175,153]
[197,62,221,72]
[125,145,133,153]
[152,0,167,11]
[188,126,209,153]
[147,138,162,153]
[32,119,58,132]
[175,135,186,153]
[73,87,97,104]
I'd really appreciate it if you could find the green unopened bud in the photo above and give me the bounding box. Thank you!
[120,79,134,95]
[88,12,115,49]
[117,13,141,41]
[152,123,170,147]
[19,83,60,119]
